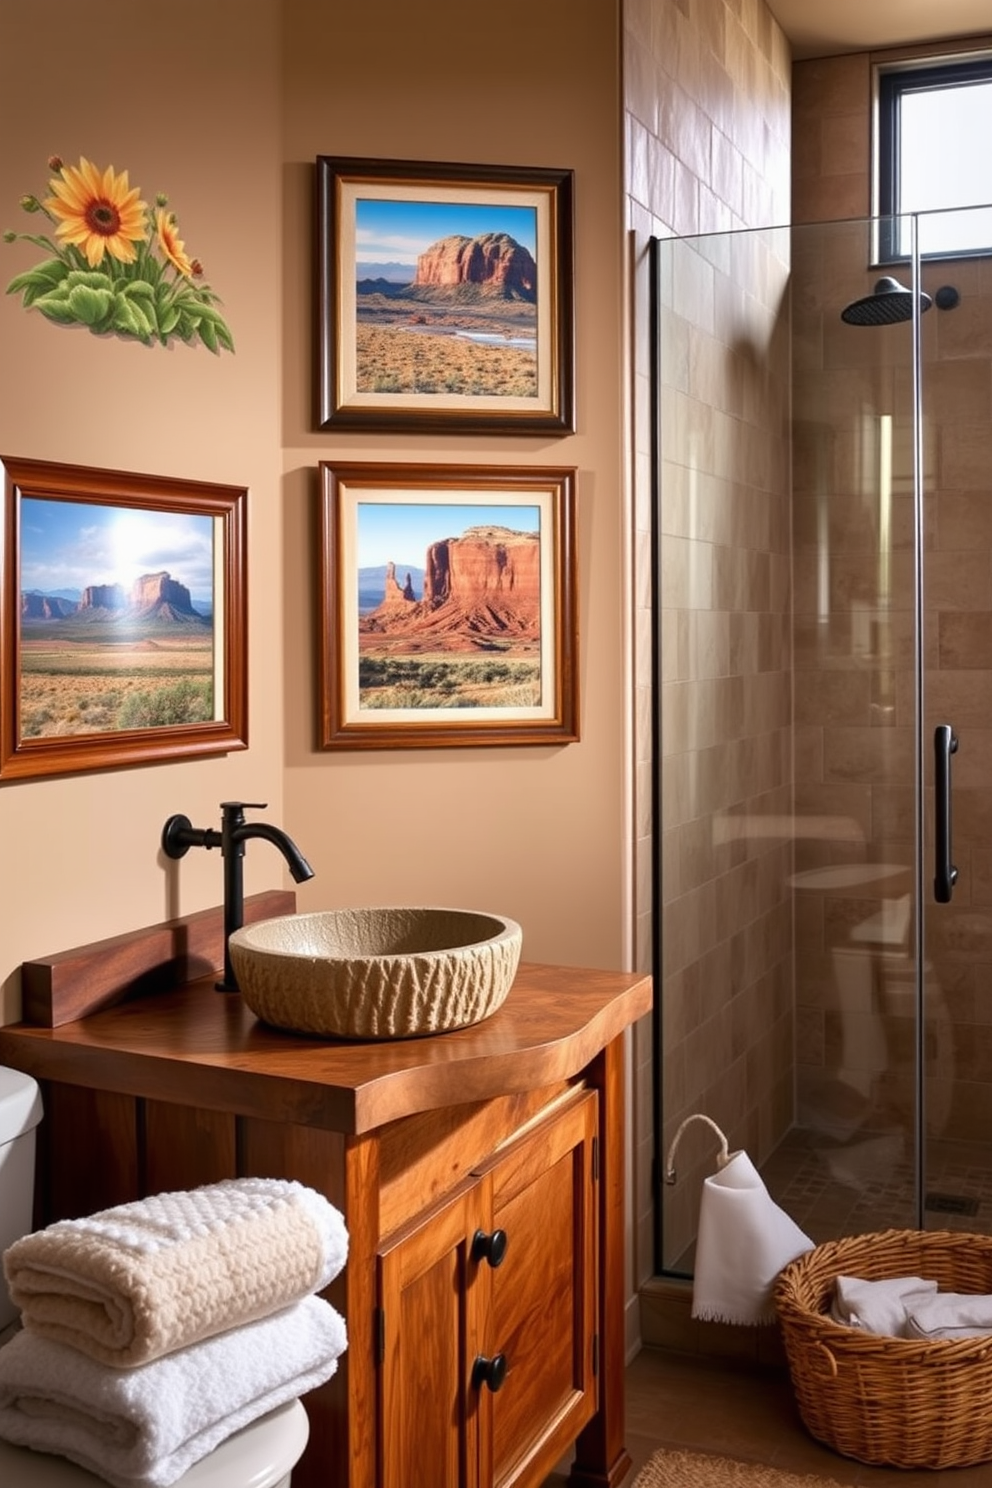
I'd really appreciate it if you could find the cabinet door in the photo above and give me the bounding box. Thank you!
[480,1089,600,1488]
[378,1178,483,1488]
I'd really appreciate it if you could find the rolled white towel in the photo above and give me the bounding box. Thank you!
[905,1292,992,1341]
[0,1293,346,1488]
[4,1177,348,1367]
[831,1275,938,1336]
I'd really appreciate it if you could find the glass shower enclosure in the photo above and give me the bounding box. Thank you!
[651,210,992,1275]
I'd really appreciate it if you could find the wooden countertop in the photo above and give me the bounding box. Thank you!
[0,961,652,1135]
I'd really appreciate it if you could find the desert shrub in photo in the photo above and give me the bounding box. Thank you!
[117,676,213,728]
[359,653,540,710]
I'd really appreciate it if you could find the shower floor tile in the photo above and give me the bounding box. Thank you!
[761,1126,992,1242]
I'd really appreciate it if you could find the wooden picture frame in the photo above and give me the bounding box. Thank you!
[317,156,574,433]
[0,455,247,780]
[319,462,578,749]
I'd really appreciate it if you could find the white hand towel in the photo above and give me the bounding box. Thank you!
[4,1176,348,1367]
[831,1275,938,1336]
[905,1292,992,1340]
[0,1293,346,1488]
[690,1151,814,1326]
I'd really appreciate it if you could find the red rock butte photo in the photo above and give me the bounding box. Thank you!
[357,526,543,710]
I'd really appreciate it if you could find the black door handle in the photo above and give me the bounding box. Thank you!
[472,1353,507,1392]
[934,724,958,903]
[471,1228,508,1268]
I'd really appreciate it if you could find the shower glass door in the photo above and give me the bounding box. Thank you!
[918,204,992,1233]
[653,211,992,1274]
[786,215,922,1246]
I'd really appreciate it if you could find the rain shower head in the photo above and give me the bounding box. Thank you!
[841,276,933,326]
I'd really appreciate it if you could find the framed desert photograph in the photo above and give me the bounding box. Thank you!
[0,455,247,780]
[317,157,574,433]
[319,462,578,748]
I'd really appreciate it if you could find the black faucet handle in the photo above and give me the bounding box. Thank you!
[220,800,268,813]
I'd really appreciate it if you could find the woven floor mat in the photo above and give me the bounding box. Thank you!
[631,1448,847,1487]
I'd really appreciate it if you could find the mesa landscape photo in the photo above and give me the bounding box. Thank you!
[354,196,539,398]
[18,498,216,737]
[356,503,543,712]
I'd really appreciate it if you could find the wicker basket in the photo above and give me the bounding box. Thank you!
[774,1228,992,1470]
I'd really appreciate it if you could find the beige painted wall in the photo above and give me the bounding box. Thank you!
[0,0,286,1021]
[0,2,629,1021]
[279,1,627,972]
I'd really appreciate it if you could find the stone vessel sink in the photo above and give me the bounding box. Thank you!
[228,907,523,1039]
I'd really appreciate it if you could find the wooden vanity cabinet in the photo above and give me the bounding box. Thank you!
[378,1089,598,1488]
[0,917,651,1488]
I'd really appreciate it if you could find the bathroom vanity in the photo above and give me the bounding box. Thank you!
[0,896,652,1488]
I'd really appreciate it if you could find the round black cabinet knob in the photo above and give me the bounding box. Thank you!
[472,1352,508,1393]
[471,1228,508,1268]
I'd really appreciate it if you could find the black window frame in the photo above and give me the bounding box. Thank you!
[875,52,992,264]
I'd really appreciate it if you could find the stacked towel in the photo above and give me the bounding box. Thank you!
[831,1274,938,1336]
[0,1294,345,1488]
[4,1175,348,1366]
[0,1177,349,1488]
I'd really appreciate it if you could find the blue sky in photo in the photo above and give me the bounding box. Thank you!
[355,198,537,269]
[357,502,541,570]
[19,497,215,604]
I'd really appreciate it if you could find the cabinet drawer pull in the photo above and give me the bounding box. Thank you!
[471,1227,508,1267]
[472,1352,508,1393]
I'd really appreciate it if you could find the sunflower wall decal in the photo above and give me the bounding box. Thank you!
[4,156,234,352]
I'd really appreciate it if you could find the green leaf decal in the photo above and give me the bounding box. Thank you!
[158,305,181,336]
[122,278,155,301]
[198,317,219,353]
[112,296,152,342]
[33,291,76,324]
[67,283,114,326]
[65,269,115,292]
[7,259,67,292]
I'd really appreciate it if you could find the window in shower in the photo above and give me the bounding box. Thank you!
[874,52,992,261]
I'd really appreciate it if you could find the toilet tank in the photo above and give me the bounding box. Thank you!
[0,1068,43,1332]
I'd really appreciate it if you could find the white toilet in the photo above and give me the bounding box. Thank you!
[0,1067,311,1488]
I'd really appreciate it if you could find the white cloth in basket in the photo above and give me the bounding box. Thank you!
[691,1150,813,1326]
[905,1292,992,1340]
[831,1274,938,1336]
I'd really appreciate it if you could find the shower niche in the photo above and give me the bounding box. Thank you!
[651,209,992,1274]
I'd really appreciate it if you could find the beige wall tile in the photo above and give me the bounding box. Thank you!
[795,669,871,726]
[928,669,992,727]
[938,612,992,670]
[822,724,915,785]
[937,493,992,552]
[925,357,992,424]
[793,52,871,122]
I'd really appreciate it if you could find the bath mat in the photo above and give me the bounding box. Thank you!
[632,1449,847,1488]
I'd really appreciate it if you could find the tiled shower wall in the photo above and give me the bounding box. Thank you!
[624,0,792,1282]
[653,232,795,1267]
[792,38,992,1146]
